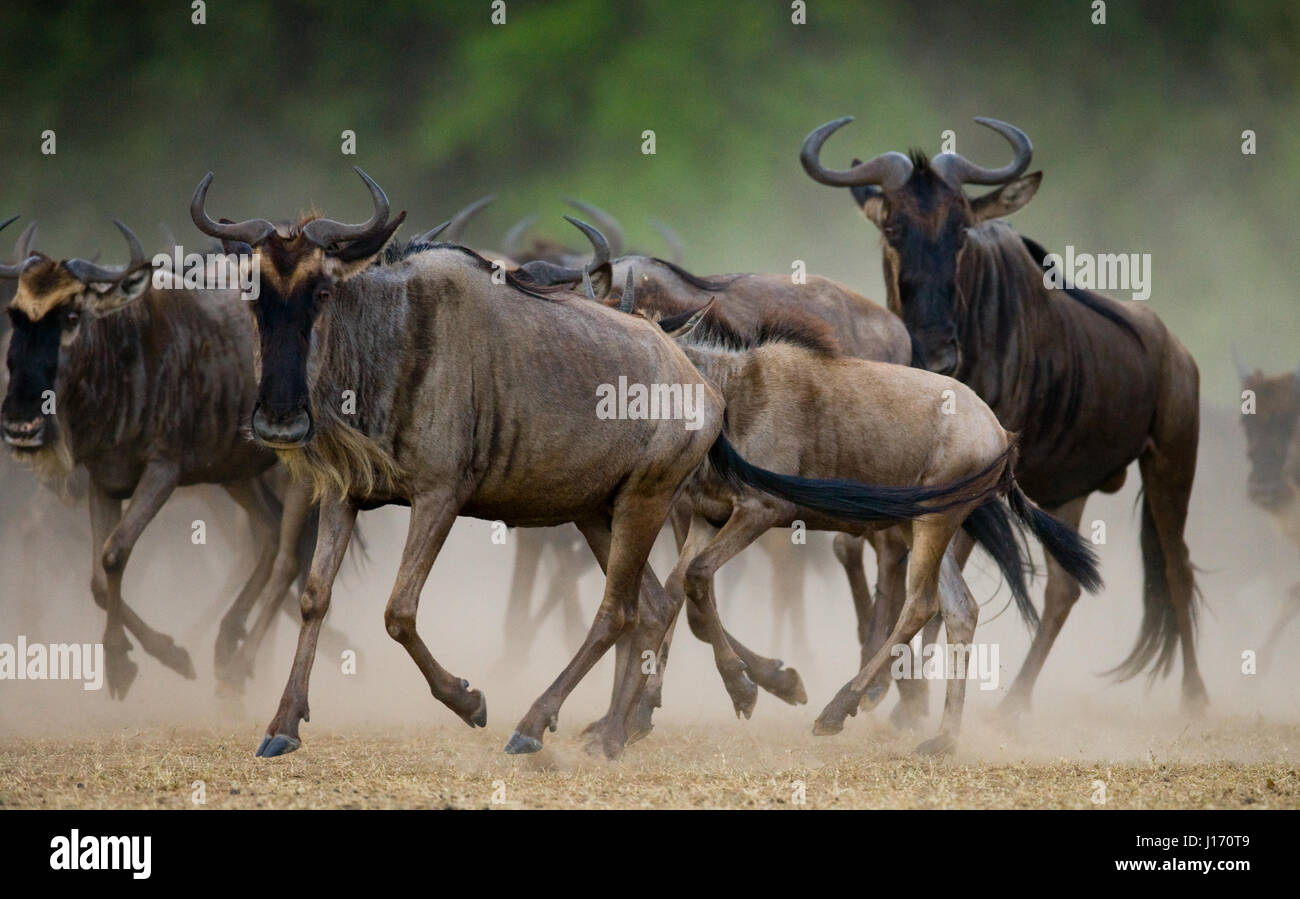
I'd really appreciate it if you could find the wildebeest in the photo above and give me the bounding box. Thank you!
[519,222,941,727]
[630,295,1100,751]
[0,216,316,697]
[1236,356,1300,658]
[190,168,1028,759]
[801,115,1206,712]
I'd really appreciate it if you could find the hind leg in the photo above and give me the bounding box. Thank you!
[495,529,545,668]
[214,479,280,682]
[1139,448,1207,710]
[1000,495,1088,716]
[219,480,314,693]
[917,552,980,755]
[815,517,957,736]
[1259,583,1300,673]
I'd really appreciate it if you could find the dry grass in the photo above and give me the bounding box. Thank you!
[1,718,1296,809]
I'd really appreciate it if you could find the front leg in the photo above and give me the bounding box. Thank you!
[89,461,189,698]
[381,489,486,727]
[257,498,357,757]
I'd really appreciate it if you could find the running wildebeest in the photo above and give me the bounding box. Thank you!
[622,294,1100,751]
[801,115,1206,713]
[1236,355,1300,658]
[190,168,1025,759]
[0,216,318,697]
[521,221,950,729]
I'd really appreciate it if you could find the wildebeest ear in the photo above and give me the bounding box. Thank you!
[970,171,1042,223]
[660,299,715,340]
[88,266,151,316]
[587,259,613,299]
[333,210,407,263]
[847,159,883,211]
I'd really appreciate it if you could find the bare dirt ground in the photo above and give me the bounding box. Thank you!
[2,712,1297,809]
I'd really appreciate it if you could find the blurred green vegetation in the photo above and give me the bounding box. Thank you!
[0,0,1296,396]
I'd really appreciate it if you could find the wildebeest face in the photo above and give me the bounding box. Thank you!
[802,117,1039,375]
[190,168,404,448]
[1,228,150,452]
[1240,369,1300,511]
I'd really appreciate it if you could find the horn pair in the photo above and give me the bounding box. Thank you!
[801,116,1033,191]
[0,216,146,284]
[191,166,392,249]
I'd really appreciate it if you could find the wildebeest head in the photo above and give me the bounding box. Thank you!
[801,116,1040,374]
[1,216,150,453]
[190,167,405,448]
[1236,352,1300,511]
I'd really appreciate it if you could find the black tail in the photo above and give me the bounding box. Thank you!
[1006,482,1103,594]
[707,432,1010,524]
[294,504,369,592]
[1105,490,1185,681]
[961,500,1037,629]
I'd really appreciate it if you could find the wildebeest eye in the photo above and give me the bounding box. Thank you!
[62,309,80,328]
[883,223,901,241]
[314,284,332,302]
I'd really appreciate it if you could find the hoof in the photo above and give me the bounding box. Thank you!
[459,690,488,728]
[106,656,139,700]
[256,733,301,758]
[915,733,956,756]
[157,640,197,680]
[625,697,657,745]
[811,716,844,737]
[889,701,924,732]
[504,731,543,755]
[770,667,808,706]
[726,672,759,720]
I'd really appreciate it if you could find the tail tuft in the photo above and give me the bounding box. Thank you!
[1007,483,1103,593]
[962,500,1038,629]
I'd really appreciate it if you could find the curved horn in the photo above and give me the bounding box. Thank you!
[513,216,610,287]
[63,220,149,284]
[503,214,538,256]
[14,220,37,262]
[648,218,683,264]
[564,198,623,256]
[0,216,37,279]
[800,116,913,190]
[1233,346,1250,382]
[619,266,636,314]
[413,219,453,245]
[160,222,178,249]
[931,117,1033,186]
[444,195,494,242]
[302,166,391,248]
[191,173,276,245]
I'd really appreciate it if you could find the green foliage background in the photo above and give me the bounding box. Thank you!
[1,0,1296,395]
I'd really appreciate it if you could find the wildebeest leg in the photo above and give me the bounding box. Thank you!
[767,532,812,660]
[89,463,194,698]
[509,491,677,757]
[494,529,545,669]
[676,503,786,718]
[916,553,978,755]
[617,499,694,741]
[1000,496,1087,715]
[1138,396,1207,710]
[214,478,280,686]
[542,535,588,648]
[379,490,487,727]
[859,528,910,707]
[815,517,956,737]
[257,499,356,757]
[219,479,314,693]
[834,533,873,648]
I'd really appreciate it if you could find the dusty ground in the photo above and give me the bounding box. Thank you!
[2,714,1297,809]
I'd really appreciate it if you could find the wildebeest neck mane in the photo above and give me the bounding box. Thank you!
[653,259,744,292]
[383,239,570,301]
[684,305,840,357]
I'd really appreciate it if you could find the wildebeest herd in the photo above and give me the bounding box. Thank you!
[1,117,1295,762]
